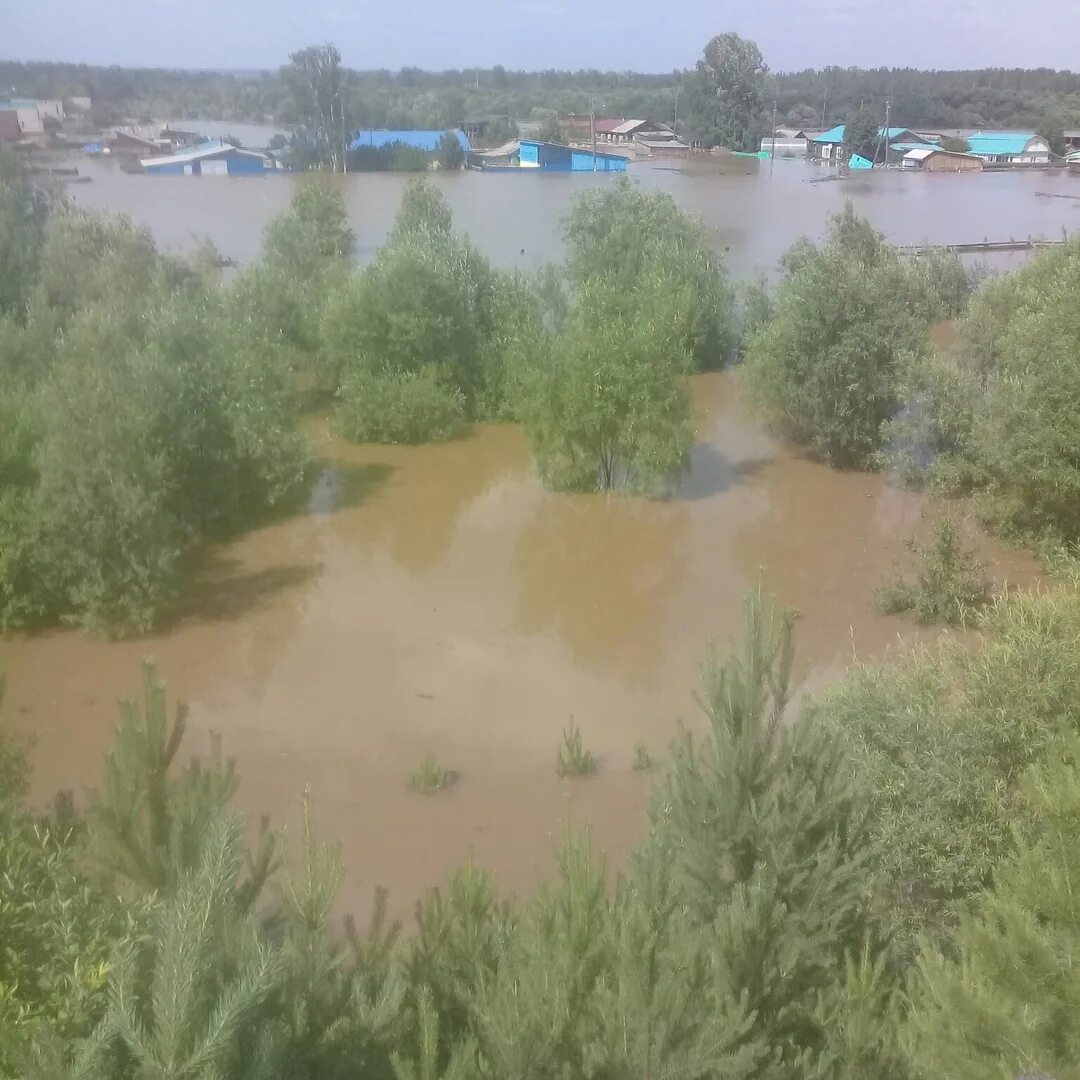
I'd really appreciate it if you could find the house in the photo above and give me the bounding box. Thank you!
[349,129,471,152]
[518,140,627,171]
[68,96,92,113]
[0,111,20,142]
[0,99,44,136]
[159,127,202,150]
[965,132,1050,164]
[1065,129,1080,152]
[460,115,510,143]
[107,130,161,156]
[759,127,810,155]
[141,140,283,175]
[635,135,690,159]
[901,147,983,172]
[809,125,927,164]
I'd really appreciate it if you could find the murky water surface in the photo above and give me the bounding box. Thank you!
[62,151,1080,278]
[0,374,1039,922]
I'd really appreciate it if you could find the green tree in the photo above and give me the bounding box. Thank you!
[645,579,882,1073]
[904,739,1080,1078]
[389,177,453,242]
[843,105,881,163]
[742,205,970,468]
[436,132,466,170]
[0,146,49,320]
[685,32,767,151]
[1037,106,1067,156]
[261,177,354,281]
[281,43,348,171]
[514,279,693,494]
[562,177,736,369]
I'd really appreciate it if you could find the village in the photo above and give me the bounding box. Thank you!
[6,92,1080,176]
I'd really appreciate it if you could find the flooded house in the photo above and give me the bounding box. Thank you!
[965,132,1051,164]
[518,139,628,171]
[809,125,929,164]
[901,146,984,172]
[141,139,283,175]
[349,129,471,152]
[759,127,811,155]
[0,110,20,142]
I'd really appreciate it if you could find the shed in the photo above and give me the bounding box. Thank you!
[0,99,43,136]
[966,132,1049,164]
[109,130,160,155]
[635,136,690,159]
[349,129,470,152]
[518,140,627,172]
[141,140,280,175]
[760,127,808,155]
[902,147,983,172]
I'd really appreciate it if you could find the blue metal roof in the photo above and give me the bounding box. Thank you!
[966,131,1038,156]
[349,129,471,152]
[812,125,919,144]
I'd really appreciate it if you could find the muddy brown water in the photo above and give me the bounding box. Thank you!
[62,150,1080,280]
[0,373,1040,925]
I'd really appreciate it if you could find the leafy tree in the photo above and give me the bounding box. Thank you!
[261,177,353,282]
[514,279,693,494]
[843,105,881,163]
[0,146,50,320]
[904,740,1080,1078]
[685,32,767,151]
[336,367,466,445]
[742,205,971,468]
[1036,106,1067,156]
[389,177,453,242]
[815,586,1080,945]
[282,43,348,171]
[562,177,736,369]
[436,132,466,170]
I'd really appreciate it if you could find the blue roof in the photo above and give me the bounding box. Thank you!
[349,129,470,152]
[812,125,919,144]
[966,131,1038,156]
[519,139,627,162]
[848,153,874,170]
[890,142,940,153]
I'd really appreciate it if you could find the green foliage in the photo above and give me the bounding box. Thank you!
[875,515,990,624]
[555,720,597,777]
[390,177,453,241]
[1036,106,1068,156]
[743,205,974,468]
[843,105,881,162]
[0,146,50,320]
[684,32,768,151]
[436,132,466,169]
[815,586,1080,945]
[904,739,1080,1078]
[515,280,693,494]
[261,176,353,281]
[336,367,467,445]
[562,177,736,369]
[409,754,455,794]
[631,741,655,772]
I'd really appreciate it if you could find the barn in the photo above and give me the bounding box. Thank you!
[141,140,281,175]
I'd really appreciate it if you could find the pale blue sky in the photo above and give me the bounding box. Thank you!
[3,0,1079,73]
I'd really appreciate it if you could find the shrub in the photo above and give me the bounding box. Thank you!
[335,367,466,445]
[631,742,655,772]
[743,205,973,469]
[555,720,597,777]
[409,754,455,794]
[875,516,990,624]
[562,178,736,369]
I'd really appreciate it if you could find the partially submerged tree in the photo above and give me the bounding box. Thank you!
[844,105,881,163]
[685,32,767,151]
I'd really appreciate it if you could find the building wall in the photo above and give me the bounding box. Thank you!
[924,152,982,172]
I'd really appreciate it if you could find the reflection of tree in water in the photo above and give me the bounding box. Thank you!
[513,492,690,681]
[326,425,531,577]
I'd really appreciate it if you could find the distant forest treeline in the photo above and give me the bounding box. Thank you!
[3,58,1080,133]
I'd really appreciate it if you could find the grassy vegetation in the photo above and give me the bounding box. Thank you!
[408,753,455,794]
[876,515,990,624]
[631,741,655,772]
[555,720,597,778]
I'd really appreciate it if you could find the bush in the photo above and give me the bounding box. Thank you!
[875,516,990,624]
[743,205,973,469]
[515,279,692,494]
[409,754,455,794]
[555,720,597,777]
[335,366,466,445]
[562,178,736,369]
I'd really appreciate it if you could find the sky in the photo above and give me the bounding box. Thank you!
[3,0,1079,74]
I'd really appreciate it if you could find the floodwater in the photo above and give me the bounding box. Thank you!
[0,374,1040,924]
[60,150,1080,279]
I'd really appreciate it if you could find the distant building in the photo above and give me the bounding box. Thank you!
[159,127,202,150]
[635,132,690,159]
[901,147,983,172]
[67,96,92,113]
[965,132,1050,164]
[108,130,161,156]
[518,140,627,171]
[460,115,509,143]
[809,125,927,164]
[141,140,283,175]
[759,127,810,155]
[349,129,471,152]
[0,99,45,136]
[0,111,20,142]
[1065,129,1080,152]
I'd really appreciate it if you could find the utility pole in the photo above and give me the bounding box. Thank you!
[591,98,597,172]
[770,99,777,173]
[883,98,890,168]
[821,88,827,130]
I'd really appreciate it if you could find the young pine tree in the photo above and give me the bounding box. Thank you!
[646,579,884,1075]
